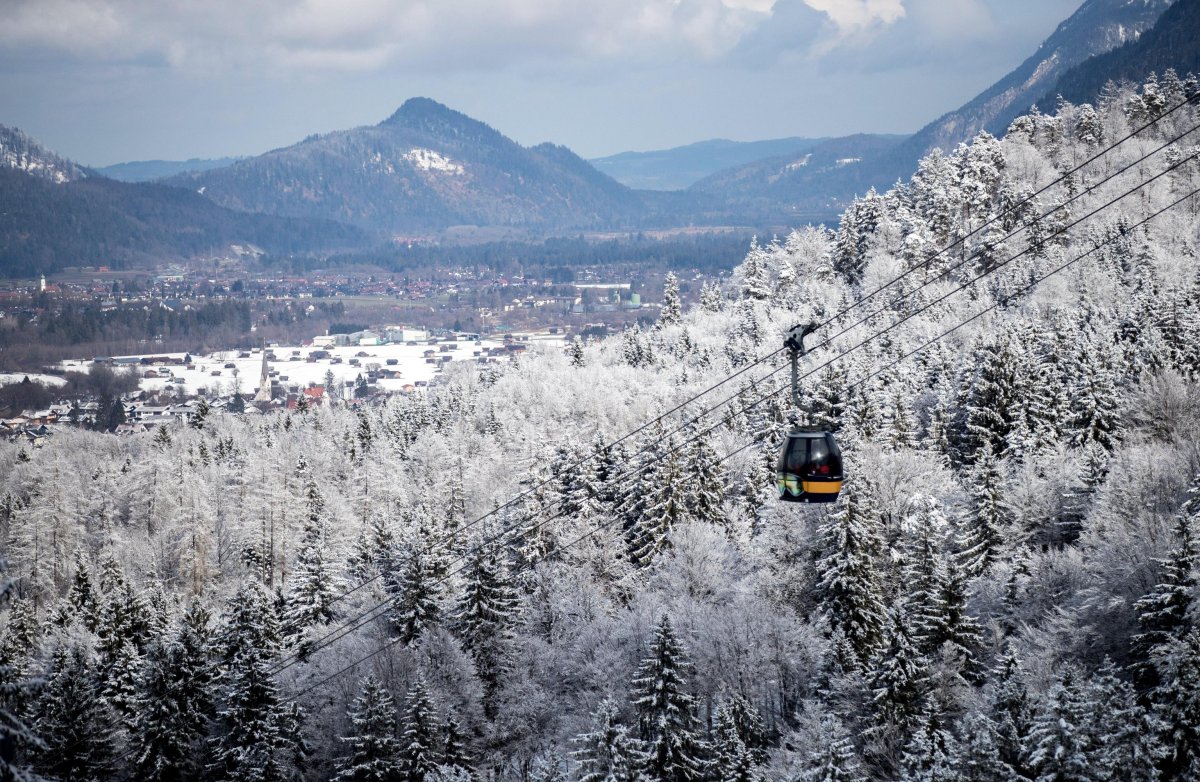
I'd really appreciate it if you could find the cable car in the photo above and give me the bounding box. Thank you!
[776,322,844,504]
[777,430,843,503]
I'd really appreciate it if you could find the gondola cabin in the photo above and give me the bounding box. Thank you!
[776,431,843,503]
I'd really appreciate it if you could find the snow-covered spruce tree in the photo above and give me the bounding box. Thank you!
[813,476,887,667]
[398,676,440,782]
[627,434,690,568]
[1025,666,1096,782]
[130,605,217,781]
[986,651,1035,780]
[899,707,958,782]
[658,272,682,328]
[209,582,306,782]
[1150,629,1200,782]
[630,615,704,782]
[441,716,472,775]
[709,697,758,782]
[571,698,645,782]
[1133,480,1198,671]
[334,675,403,782]
[283,472,337,639]
[957,441,1009,575]
[35,644,119,781]
[454,541,518,714]
[799,714,867,782]
[868,608,929,774]
[0,559,40,782]
[386,540,443,645]
[1084,660,1162,782]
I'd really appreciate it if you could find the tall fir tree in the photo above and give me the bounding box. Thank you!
[386,541,443,645]
[1149,629,1200,782]
[630,615,704,782]
[130,606,217,782]
[334,675,403,782]
[397,677,439,782]
[454,542,518,713]
[35,645,118,781]
[800,714,867,782]
[1026,666,1095,782]
[1134,480,1198,673]
[658,273,683,328]
[283,475,338,638]
[572,699,645,782]
[209,582,306,782]
[814,476,887,667]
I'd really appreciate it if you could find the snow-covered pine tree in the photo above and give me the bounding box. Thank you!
[441,717,472,775]
[454,541,518,713]
[571,698,644,782]
[699,281,723,313]
[209,582,306,782]
[66,548,101,631]
[334,675,403,782]
[35,644,118,781]
[957,442,1009,575]
[953,711,1018,782]
[899,707,958,782]
[1148,627,1200,781]
[683,432,725,527]
[658,273,682,328]
[1069,331,1122,451]
[1084,660,1162,782]
[283,472,338,639]
[987,651,1034,780]
[627,435,689,568]
[868,608,929,773]
[709,697,757,782]
[630,615,704,782]
[799,714,867,782]
[386,541,443,645]
[0,559,40,782]
[398,676,440,782]
[130,606,217,781]
[814,476,887,667]
[1025,666,1095,782]
[1133,480,1198,669]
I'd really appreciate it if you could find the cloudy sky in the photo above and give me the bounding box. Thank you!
[0,0,1081,166]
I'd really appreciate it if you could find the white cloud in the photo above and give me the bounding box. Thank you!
[0,0,788,73]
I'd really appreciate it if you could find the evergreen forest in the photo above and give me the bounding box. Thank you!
[1,75,1200,781]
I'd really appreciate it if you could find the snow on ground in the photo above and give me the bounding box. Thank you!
[58,333,565,399]
[0,373,68,387]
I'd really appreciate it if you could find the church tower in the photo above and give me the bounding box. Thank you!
[253,348,273,402]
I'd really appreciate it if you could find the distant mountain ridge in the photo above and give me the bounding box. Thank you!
[1036,0,1200,109]
[0,125,90,184]
[690,0,1176,219]
[172,98,655,235]
[874,0,1174,183]
[95,157,244,182]
[688,134,908,224]
[0,128,372,278]
[590,137,826,191]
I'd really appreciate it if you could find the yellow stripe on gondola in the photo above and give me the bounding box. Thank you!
[802,480,843,494]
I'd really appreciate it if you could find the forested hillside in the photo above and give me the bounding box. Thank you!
[2,75,1200,781]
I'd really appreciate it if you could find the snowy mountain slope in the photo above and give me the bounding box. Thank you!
[2,76,1200,779]
[890,0,1174,165]
[0,125,89,184]
[1037,0,1200,108]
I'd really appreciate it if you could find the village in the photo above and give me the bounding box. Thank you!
[1,325,566,447]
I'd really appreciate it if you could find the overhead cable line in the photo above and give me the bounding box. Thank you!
[311,91,1200,621]
[290,177,1200,703]
[272,137,1200,679]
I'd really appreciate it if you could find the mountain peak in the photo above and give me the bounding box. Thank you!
[379,98,503,143]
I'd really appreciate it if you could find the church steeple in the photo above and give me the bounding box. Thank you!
[253,347,273,402]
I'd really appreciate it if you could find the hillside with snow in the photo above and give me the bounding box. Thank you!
[2,76,1199,780]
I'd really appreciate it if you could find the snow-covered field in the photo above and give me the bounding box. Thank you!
[58,333,565,398]
[0,373,68,387]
